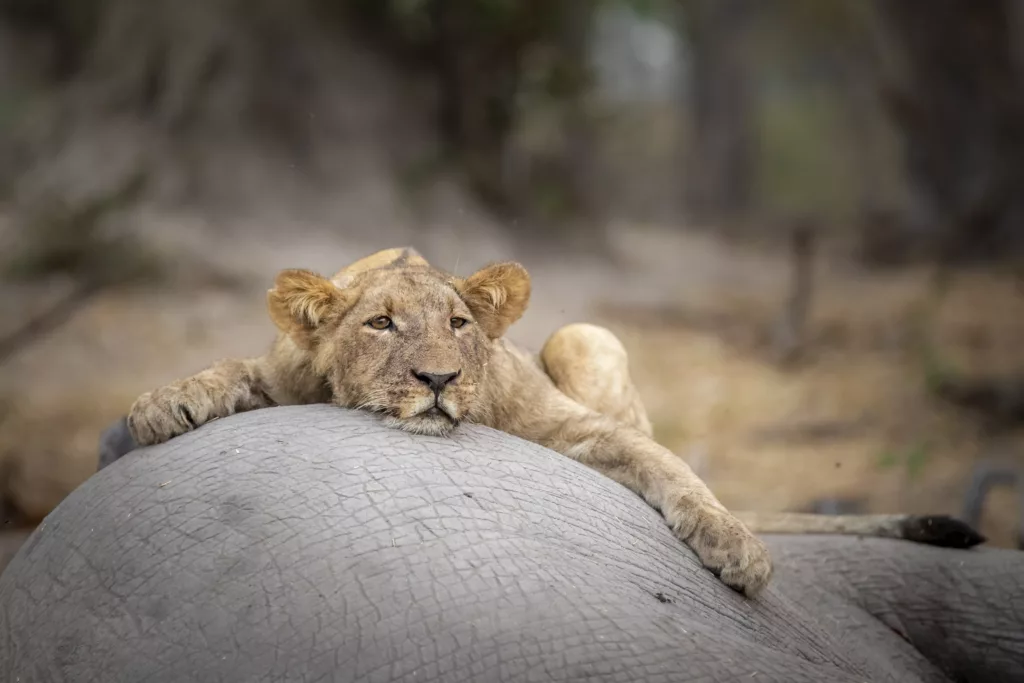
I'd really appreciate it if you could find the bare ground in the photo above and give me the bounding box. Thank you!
[1,216,1022,565]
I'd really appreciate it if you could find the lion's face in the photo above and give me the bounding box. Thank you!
[266,249,530,436]
[319,268,496,436]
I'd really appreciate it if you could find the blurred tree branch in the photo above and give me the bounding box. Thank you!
[1,0,613,224]
[0,169,160,365]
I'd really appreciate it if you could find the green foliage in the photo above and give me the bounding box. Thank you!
[918,322,958,396]
[616,0,673,18]
[876,440,932,482]
[0,91,22,130]
[908,272,961,396]
[4,0,661,224]
[348,0,556,45]
[758,0,879,65]
[341,0,607,220]
[395,149,451,202]
[0,0,105,77]
[531,174,574,221]
[756,86,857,223]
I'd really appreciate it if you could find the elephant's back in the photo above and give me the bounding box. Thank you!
[0,406,930,682]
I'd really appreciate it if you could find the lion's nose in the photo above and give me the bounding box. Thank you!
[413,370,460,393]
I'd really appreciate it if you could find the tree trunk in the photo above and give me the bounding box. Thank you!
[681,0,756,225]
[557,0,599,224]
[428,0,600,230]
[875,0,1024,263]
[428,2,541,217]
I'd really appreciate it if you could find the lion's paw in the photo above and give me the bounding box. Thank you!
[127,385,207,447]
[683,508,774,598]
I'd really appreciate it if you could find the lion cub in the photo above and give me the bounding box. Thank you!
[128,247,982,598]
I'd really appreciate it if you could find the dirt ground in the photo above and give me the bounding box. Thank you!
[1,217,1022,568]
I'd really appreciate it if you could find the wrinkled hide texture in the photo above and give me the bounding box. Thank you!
[2,407,1021,683]
[126,248,774,597]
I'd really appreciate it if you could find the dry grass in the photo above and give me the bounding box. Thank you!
[0,393,136,522]
[597,266,1024,548]
[1,225,1021,556]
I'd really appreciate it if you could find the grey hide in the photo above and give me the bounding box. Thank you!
[1,405,1022,683]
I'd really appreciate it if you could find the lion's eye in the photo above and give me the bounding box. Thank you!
[450,317,468,329]
[367,316,393,330]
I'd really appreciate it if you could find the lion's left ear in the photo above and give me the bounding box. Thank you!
[454,262,531,339]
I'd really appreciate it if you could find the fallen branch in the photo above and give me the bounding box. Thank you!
[0,281,104,366]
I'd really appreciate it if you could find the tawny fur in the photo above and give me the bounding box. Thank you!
[126,247,981,598]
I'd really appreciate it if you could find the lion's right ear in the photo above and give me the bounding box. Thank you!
[267,269,350,348]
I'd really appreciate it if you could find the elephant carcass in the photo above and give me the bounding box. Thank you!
[1,405,1021,683]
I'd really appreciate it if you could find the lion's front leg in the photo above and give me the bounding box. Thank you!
[539,408,773,597]
[128,358,274,447]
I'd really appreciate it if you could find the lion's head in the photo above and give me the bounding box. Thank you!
[266,248,530,436]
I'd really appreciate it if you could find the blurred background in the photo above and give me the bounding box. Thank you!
[1,0,1023,567]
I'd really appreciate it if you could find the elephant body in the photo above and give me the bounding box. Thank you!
[1,406,1021,682]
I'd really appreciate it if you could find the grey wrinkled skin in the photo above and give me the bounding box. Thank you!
[1,406,1022,683]
[97,415,135,471]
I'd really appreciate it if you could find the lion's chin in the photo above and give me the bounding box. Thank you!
[382,410,459,437]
